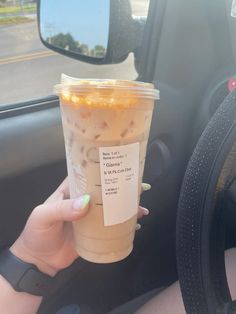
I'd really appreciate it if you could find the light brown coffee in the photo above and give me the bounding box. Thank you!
[55,78,159,263]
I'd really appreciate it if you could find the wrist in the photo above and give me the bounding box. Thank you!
[10,244,58,277]
[0,248,54,299]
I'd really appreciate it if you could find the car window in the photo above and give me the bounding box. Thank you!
[0,0,149,107]
[227,0,236,60]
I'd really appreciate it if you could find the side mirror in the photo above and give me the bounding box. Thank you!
[37,0,146,65]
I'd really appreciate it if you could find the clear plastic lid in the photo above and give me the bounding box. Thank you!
[54,74,160,100]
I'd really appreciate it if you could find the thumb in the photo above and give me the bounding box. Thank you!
[31,195,91,227]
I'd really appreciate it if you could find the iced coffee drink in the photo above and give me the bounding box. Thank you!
[55,75,159,263]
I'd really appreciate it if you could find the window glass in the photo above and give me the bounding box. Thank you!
[226,0,236,61]
[0,0,149,106]
[131,0,150,16]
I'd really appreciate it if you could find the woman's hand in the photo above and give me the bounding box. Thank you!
[10,178,150,276]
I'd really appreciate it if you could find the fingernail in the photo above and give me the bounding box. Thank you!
[135,223,141,231]
[73,195,90,211]
[142,183,151,191]
[140,206,149,216]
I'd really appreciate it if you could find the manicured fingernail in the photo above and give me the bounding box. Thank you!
[140,206,149,216]
[142,183,151,191]
[135,223,141,231]
[73,195,90,211]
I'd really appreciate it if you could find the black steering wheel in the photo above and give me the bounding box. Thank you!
[176,88,236,314]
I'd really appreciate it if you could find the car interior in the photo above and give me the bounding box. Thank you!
[1,0,236,313]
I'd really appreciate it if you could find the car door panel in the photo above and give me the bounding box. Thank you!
[0,101,64,178]
[0,100,66,248]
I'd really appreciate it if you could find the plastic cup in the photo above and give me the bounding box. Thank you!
[54,74,159,263]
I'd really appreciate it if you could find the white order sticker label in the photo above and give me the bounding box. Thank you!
[99,143,140,226]
[231,0,236,17]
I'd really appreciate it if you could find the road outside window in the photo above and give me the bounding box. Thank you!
[0,0,149,106]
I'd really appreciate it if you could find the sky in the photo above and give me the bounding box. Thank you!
[40,0,110,49]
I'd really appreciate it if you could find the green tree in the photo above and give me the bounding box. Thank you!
[94,45,106,57]
[80,44,89,54]
[48,33,77,52]
[94,45,105,51]
[0,0,7,6]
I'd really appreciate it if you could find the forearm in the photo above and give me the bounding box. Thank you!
[0,275,42,314]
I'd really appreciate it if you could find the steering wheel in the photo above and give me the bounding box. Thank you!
[176,88,236,314]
